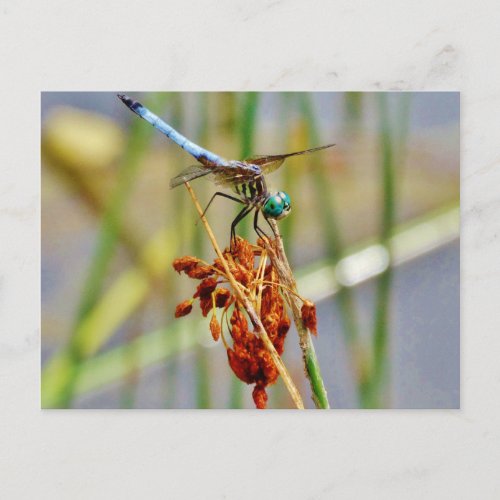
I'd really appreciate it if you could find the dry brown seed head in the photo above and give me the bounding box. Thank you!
[186,264,214,279]
[172,256,201,274]
[193,277,218,299]
[174,299,193,318]
[232,237,255,270]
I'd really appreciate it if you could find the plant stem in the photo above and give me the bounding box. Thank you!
[365,93,397,408]
[264,220,330,409]
[184,182,305,409]
[367,93,412,408]
[193,92,212,409]
[343,92,364,134]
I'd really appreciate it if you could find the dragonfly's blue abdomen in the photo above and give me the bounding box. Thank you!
[118,94,227,168]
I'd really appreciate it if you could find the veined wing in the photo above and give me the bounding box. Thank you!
[246,143,335,175]
[169,161,261,189]
[211,160,263,188]
[169,165,213,189]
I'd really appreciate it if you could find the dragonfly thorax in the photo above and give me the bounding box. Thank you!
[233,175,266,203]
[262,191,292,220]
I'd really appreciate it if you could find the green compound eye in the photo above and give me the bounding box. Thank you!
[263,191,292,220]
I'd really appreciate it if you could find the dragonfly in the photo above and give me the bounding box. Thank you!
[118,94,334,246]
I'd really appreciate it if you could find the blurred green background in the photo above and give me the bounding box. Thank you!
[41,92,459,409]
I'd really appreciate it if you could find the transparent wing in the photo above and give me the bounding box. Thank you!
[169,163,259,190]
[246,143,335,174]
[211,165,260,188]
[169,165,213,189]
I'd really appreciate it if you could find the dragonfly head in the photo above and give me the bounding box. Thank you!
[262,191,291,220]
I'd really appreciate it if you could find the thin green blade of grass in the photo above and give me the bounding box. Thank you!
[394,93,412,161]
[367,93,395,408]
[236,91,259,242]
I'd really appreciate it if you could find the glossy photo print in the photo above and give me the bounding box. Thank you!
[41,92,459,409]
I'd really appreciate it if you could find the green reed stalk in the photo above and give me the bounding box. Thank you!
[193,92,212,408]
[218,92,237,133]
[394,93,412,161]
[163,93,185,409]
[54,93,169,408]
[364,93,402,408]
[237,92,259,241]
[297,93,365,406]
[368,94,395,407]
[341,92,373,407]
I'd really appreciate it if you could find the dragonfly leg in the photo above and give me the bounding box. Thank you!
[199,191,244,222]
[253,209,270,241]
[230,205,253,250]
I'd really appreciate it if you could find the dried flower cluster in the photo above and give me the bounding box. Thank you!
[173,237,317,409]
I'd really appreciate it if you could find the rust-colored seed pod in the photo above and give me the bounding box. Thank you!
[301,300,318,336]
[172,256,201,274]
[214,288,232,308]
[252,384,268,410]
[174,299,193,318]
[193,277,218,299]
[210,314,221,341]
[186,264,214,279]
